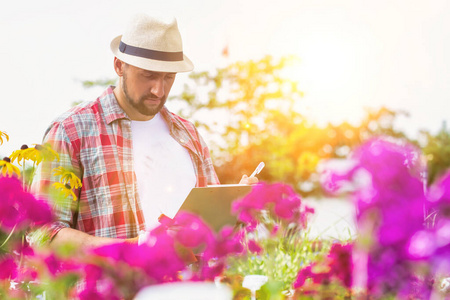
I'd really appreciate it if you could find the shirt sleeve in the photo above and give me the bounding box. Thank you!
[197,132,220,186]
[31,121,82,241]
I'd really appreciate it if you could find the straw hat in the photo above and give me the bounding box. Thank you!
[110,14,193,73]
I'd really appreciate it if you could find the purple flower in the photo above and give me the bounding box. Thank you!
[321,138,430,297]
[427,170,450,224]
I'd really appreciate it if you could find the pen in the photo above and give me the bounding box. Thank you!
[249,162,265,178]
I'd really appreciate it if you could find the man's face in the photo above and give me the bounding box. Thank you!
[121,63,176,118]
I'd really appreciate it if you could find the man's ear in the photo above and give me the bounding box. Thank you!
[113,57,125,77]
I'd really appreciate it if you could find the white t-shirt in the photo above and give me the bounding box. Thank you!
[131,112,196,230]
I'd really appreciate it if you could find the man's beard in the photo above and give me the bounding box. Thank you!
[122,73,166,117]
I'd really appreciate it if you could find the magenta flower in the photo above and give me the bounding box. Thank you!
[247,239,263,254]
[293,265,312,288]
[0,176,52,231]
[327,243,353,288]
[93,238,185,283]
[0,256,17,280]
[427,170,450,225]
[84,264,104,289]
[203,226,244,260]
[293,243,353,289]
[232,182,313,227]
[424,171,450,273]
[170,212,215,249]
[321,138,431,297]
[77,289,103,300]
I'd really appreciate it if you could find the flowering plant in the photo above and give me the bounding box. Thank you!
[223,182,325,293]
[319,137,450,299]
[2,129,450,300]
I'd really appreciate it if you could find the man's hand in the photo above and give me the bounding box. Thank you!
[124,236,139,244]
[239,174,259,185]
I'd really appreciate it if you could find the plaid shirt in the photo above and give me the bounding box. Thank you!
[33,86,219,240]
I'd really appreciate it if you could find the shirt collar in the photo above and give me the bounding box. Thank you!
[101,86,182,130]
[100,86,129,125]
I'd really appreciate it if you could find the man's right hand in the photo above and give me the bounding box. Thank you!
[51,227,134,249]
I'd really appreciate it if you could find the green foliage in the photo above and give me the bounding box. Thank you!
[421,122,450,184]
[173,56,413,195]
[81,78,116,89]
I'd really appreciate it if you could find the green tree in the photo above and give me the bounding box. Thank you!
[78,58,425,195]
[173,56,415,195]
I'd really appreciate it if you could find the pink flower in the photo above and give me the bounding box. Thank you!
[44,253,63,276]
[247,239,263,254]
[0,176,52,231]
[171,212,215,249]
[77,289,103,300]
[232,182,312,227]
[293,265,312,288]
[327,243,353,288]
[200,260,226,280]
[84,264,103,289]
[0,256,17,280]
[293,243,353,290]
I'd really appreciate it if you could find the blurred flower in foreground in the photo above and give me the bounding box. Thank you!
[322,137,430,298]
[423,171,450,274]
[0,256,17,280]
[0,176,52,231]
[0,157,20,177]
[0,131,9,146]
[159,212,244,280]
[77,212,242,298]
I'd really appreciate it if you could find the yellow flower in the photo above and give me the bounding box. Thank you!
[22,143,60,166]
[52,166,82,189]
[0,131,9,146]
[51,166,82,201]
[0,157,21,177]
[52,182,78,201]
[10,144,30,166]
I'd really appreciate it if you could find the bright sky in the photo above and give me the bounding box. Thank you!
[1,0,449,157]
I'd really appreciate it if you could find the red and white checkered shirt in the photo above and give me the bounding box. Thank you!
[33,87,219,240]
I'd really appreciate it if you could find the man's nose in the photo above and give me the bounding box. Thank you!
[151,78,165,98]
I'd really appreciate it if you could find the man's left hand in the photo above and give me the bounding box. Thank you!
[239,174,259,185]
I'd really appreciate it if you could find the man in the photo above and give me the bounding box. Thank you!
[33,14,257,248]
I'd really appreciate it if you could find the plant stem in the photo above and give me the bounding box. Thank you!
[27,161,36,191]
[22,160,26,191]
[0,224,17,249]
